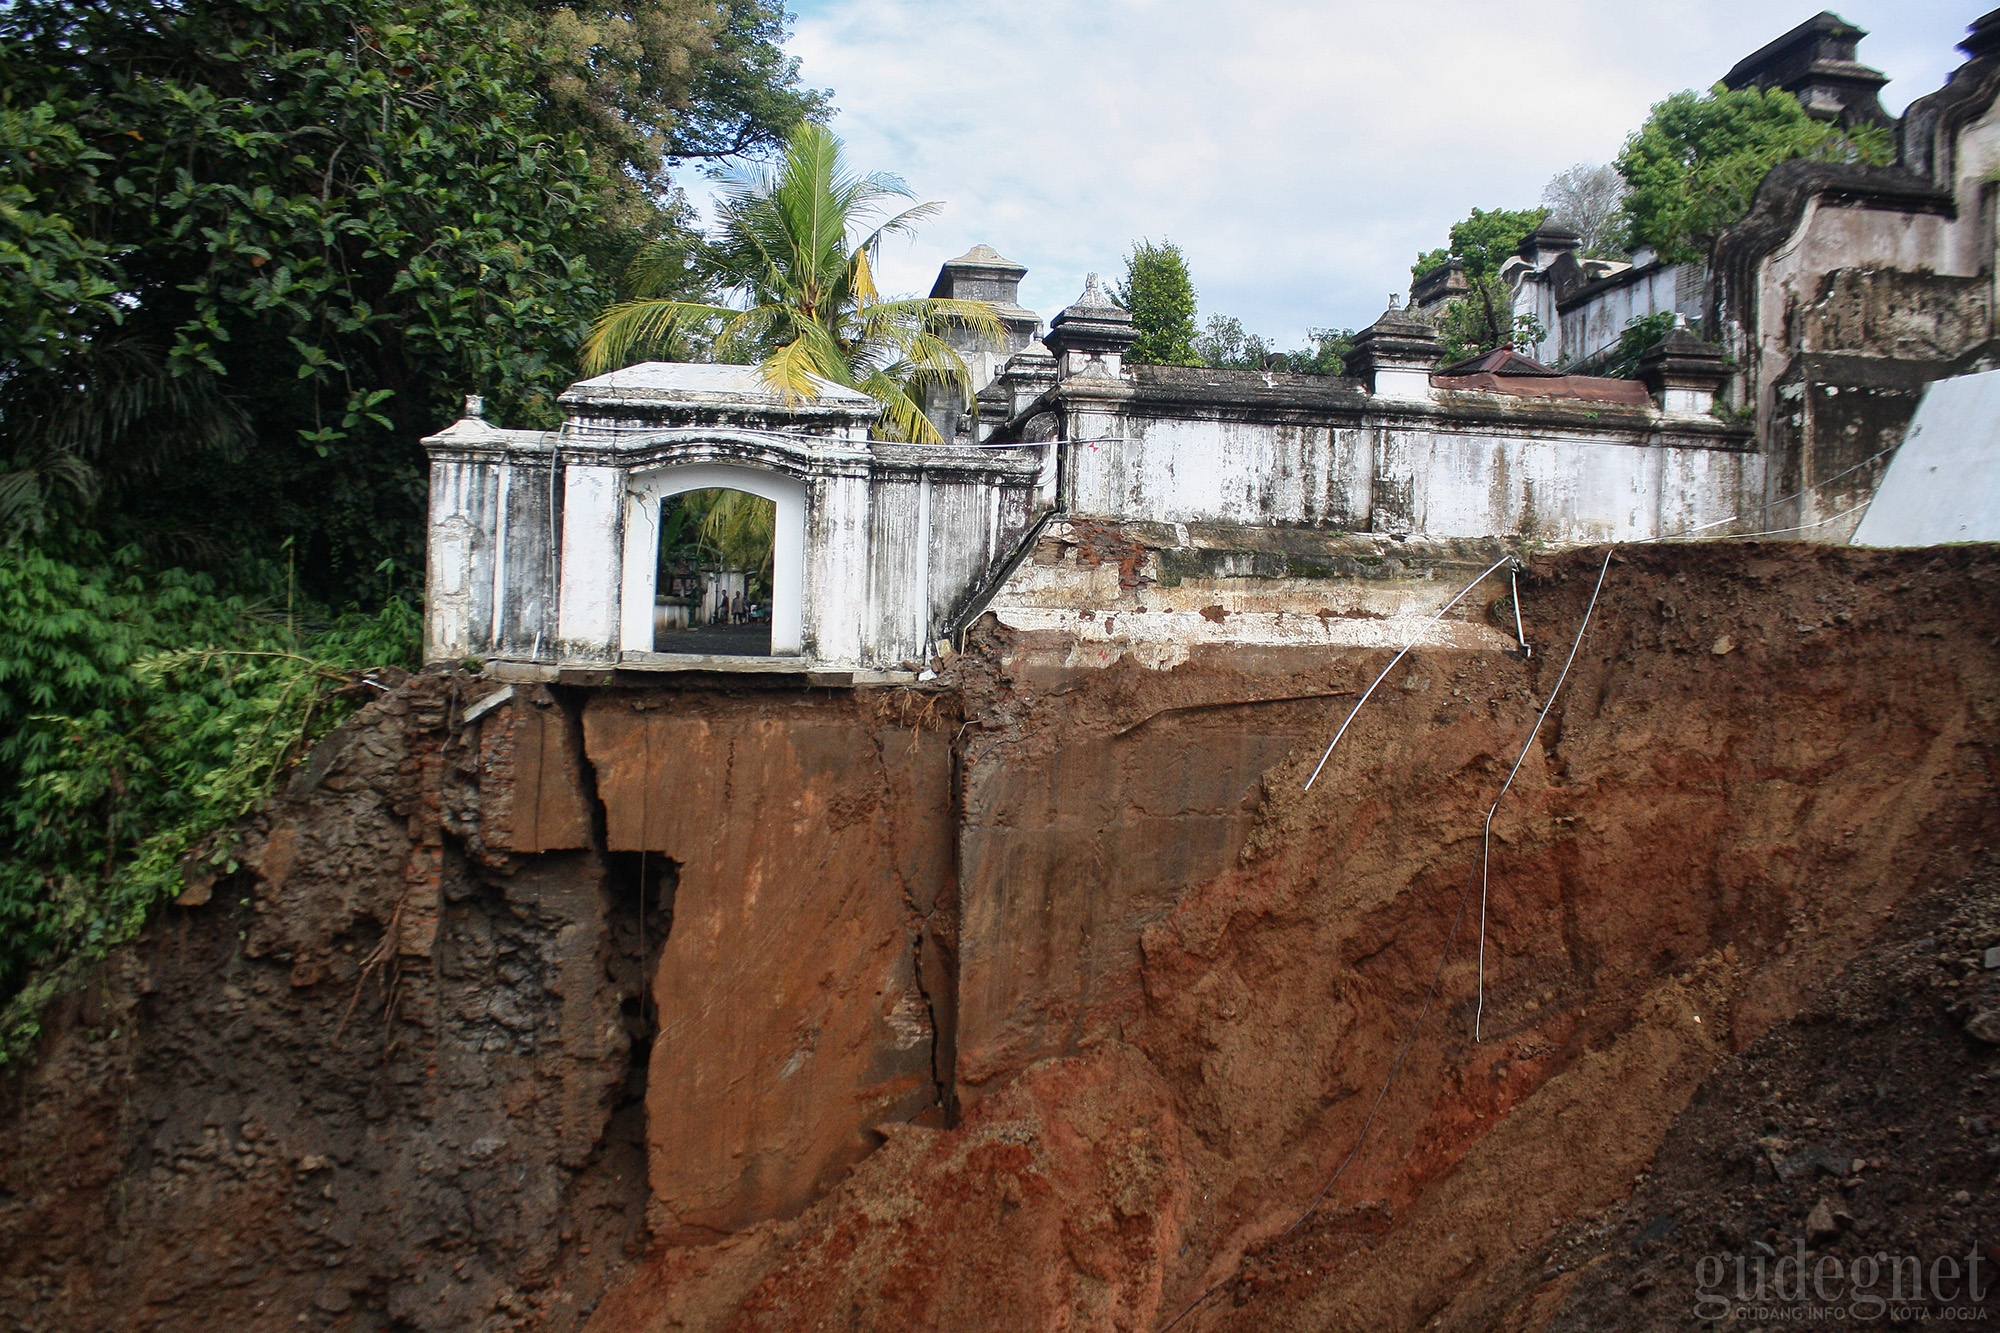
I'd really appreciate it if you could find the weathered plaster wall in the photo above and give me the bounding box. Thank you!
[1553,262,1700,371]
[1711,47,2000,539]
[1748,199,1992,534]
[1071,417,1371,529]
[426,402,1044,672]
[1054,390,1758,543]
[984,524,1521,670]
[426,428,558,664]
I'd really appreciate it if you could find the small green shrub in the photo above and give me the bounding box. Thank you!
[1603,311,1681,379]
[0,545,420,1062]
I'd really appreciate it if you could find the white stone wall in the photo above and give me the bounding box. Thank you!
[423,421,558,664]
[1556,263,1698,371]
[1058,399,1759,543]
[422,365,1046,671]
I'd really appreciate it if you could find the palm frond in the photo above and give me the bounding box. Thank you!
[858,370,944,444]
[0,451,97,544]
[582,299,737,373]
[694,489,777,580]
[861,296,1005,342]
[583,122,989,437]
[622,232,715,301]
[760,322,856,402]
[856,201,945,261]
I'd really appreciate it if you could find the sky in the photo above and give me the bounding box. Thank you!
[706,2,1982,351]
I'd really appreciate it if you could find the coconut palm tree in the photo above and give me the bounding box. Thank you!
[582,124,1001,444]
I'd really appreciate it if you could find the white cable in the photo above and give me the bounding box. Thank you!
[1700,498,1873,541]
[1509,566,1530,658]
[1644,440,1900,544]
[1302,554,1514,793]
[1474,546,1612,1041]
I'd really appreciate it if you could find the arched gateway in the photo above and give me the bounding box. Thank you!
[421,362,1046,676]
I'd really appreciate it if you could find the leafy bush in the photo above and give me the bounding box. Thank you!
[0,545,419,1062]
[1602,311,1681,379]
[1195,315,1276,369]
[1411,206,1549,282]
[1120,240,1201,367]
[1411,207,1551,364]
[1285,327,1356,376]
[1617,84,1894,264]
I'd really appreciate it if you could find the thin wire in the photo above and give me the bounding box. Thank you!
[1643,440,1900,544]
[1303,435,1886,796]
[1509,566,1530,658]
[1474,547,1613,1042]
[1303,555,1514,793]
[1698,498,1873,542]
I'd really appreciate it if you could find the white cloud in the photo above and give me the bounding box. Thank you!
[711,1,1974,346]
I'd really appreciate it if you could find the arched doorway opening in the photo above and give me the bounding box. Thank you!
[655,488,776,653]
[621,463,806,657]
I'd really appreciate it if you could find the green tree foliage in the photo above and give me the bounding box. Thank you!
[1411,206,1550,363]
[1617,84,1894,264]
[0,0,821,599]
[665,2,832,163]
[1118,239,1200,366]
[1600,310,1680,378]
[533,0,827,211]
[1190,318,1353,374]
[1288,327,1356,376]
[0,0,822,1058]
[1433,288,1547,365]
[1411,206,1549,282]
[1118,239,1345,374]
[584,123,1000,444]
[0,545,420,1060]
[1195,315,1274,369]
[659,489,775,585]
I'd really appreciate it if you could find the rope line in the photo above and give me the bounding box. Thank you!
[1509,565,1530,658]
[1696,498,1874,542]
[1474,547,1613,1042]
[1643,440,1899,544]
[1302,555,1514,793]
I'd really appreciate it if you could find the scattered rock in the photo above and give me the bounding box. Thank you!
[1773,1144,1851,1180]
[1985,945,2000,970]
[1628,1212,1680,1254]
[1806,1199,1840,1244]
[1965,1008,2000,1044]
[1711,635,1734,655]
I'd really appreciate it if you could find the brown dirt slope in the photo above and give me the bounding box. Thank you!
[583,542,2000,1332]
[0,678,655,1333]
[4,543,2000,1333]
[1545,859,2000,1329]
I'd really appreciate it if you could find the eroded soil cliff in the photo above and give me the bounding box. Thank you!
[3,543,1997,1333]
